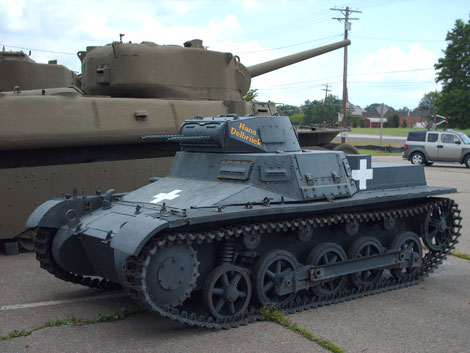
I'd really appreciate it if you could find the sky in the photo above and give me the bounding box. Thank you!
[1,0,468,110]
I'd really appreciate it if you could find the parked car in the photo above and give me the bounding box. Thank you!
[403,129,470,168]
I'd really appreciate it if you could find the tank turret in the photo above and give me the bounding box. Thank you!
[78,39,350,100]
[0,48,78,92]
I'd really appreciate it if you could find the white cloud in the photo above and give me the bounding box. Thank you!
[353,44,436,81]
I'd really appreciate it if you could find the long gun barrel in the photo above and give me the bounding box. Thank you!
[247,40,350,78]
[141,134,214,143]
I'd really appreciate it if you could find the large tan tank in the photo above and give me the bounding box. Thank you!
[0,48,79,92]
[0,39,353,252]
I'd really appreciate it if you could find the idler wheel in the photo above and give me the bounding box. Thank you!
[145,245,198,306]
[390,232,422,280]
[423,204,453,251]
[307,243,347,297]
[203,264,252,320]
[253,250,298,306]
[348,236,384,288]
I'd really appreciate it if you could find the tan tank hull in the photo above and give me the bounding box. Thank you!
[0,91,277,151]
[1,157,173,243]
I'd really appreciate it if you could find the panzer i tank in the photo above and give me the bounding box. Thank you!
[27,114,461,328]
[1,39,354,251]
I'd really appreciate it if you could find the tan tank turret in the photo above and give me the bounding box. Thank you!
[78,39,349,100]
[0,48,79,92]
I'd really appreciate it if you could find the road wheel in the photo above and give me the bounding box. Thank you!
[253,249,298,306]
[410,152,425,165]
[347,237,384,288]
[307,243,347,297]
[465,155,470,168]
[203,264,252,320]
[333,143,360,155]
[390,232,422,280]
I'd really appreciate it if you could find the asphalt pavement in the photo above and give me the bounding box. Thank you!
[1,156,469,353]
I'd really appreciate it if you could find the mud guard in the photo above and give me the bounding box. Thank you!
[110,216,169,256]
[25,199,69,228]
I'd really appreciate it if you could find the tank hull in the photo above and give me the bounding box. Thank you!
[26,115,461,329]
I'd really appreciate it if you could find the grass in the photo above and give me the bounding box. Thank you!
[423,244,470,262]
[333,139,405,148]
[357,149,402,156]
[450,251,470,261]
[0,304,144,342]
[350,127,470,136]
[260,306,344,353]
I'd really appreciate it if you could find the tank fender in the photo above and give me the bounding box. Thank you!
[110,216,169,256]
[25,196,105,229]
[25,199,71,228]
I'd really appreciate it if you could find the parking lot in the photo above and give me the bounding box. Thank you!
[1,156,469,353]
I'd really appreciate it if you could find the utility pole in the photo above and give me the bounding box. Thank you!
[331,6,361,142]
[322,84,330,123]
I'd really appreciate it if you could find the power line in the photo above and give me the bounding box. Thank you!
[263,68,435,89]
[352,35,446,43]
[236,34,343,55]
[0,44,76,56]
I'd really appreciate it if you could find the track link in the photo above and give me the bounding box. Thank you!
[34,229,120,290]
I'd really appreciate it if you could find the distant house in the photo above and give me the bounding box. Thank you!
[347,103,365,117]
[364,117,388,128]
[399,113,424,128]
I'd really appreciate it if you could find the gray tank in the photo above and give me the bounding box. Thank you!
[27,114,462,328]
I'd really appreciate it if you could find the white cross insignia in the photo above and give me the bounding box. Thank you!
[351,159,373,190]
[150,189,182,204]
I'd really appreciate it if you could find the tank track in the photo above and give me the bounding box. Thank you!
[34,229,121,290]
[33,198,462,329]
[124,198,462,329]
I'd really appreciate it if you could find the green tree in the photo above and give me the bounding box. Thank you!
[310,94,341,124]
[277,104,300,116]
[289,113,305,125]
[301,100,316,125]
[435,18,470,128]
[364,103,395,113]
[242,89,259,102]
[417,91,440,118]
[401,119,408,128]
[359,118,365,128]
[388,113,400,128]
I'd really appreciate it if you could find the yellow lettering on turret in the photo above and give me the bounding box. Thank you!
[231,122,263,148]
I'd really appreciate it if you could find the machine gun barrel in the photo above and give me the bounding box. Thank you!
[247,40,350,78]
[141,134,214,143]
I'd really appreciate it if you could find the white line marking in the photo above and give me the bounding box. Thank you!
[0,293,126,311]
